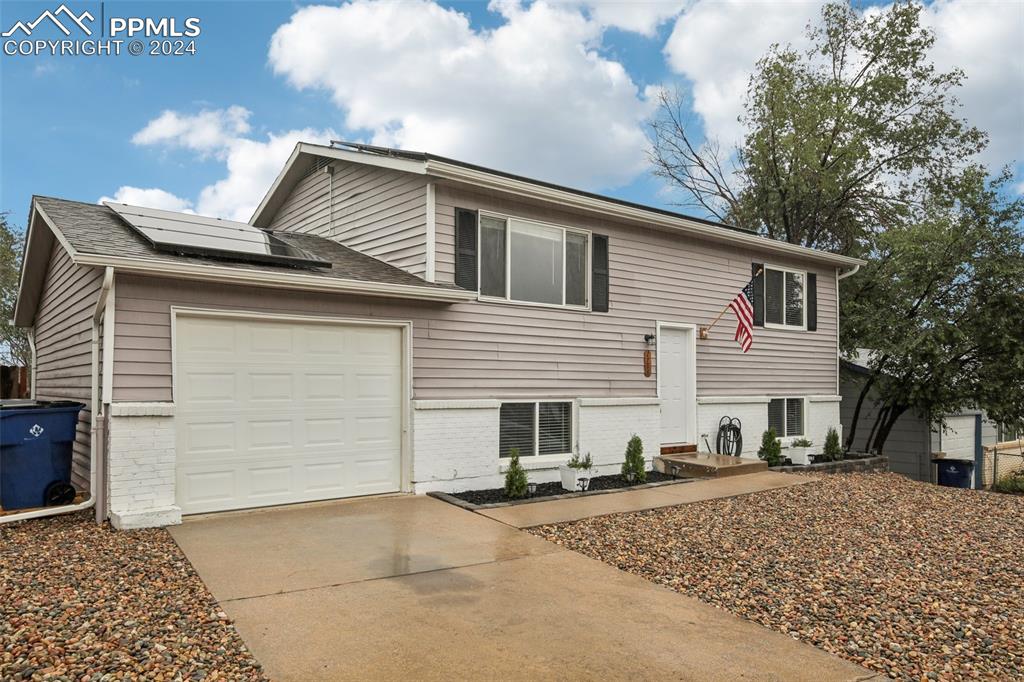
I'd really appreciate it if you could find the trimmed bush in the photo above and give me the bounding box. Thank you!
[823,427,843,461]
[621,435,646,483]
[504,448,529,499]
[567,452,593,470]
[758,428,783,466]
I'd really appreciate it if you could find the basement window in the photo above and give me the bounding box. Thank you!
[499,401,573,458]
[768,398,804,437]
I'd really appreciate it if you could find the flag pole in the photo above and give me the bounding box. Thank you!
[700,268,762,340]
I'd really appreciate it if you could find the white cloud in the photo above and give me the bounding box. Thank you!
[578,1,685,36]
[98,186,194,213]
[131,105,252,157]
[112,106,334,221]
[922,0,1024,172]
[663,0,1024,172]
[193,129,329,221]
[664,0,822,146]
[268,0,654,190]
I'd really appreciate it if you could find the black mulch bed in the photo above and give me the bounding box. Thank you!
[450,471,677,506]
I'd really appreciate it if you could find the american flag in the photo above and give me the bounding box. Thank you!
[728,278,756,353]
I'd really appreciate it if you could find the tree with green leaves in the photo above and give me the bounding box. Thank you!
[504,448,528,499]
[650,1,986,252]
[621,434,646,483]
[649,1,1024,454]
[1,212,30,369]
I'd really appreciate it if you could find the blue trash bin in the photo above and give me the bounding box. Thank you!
[0,400,85,510]
[933,458,974,488]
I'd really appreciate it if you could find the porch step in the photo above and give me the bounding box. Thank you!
[660,442,698,455]
[654,453,768,479]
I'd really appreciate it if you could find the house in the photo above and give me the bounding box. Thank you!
[839,355,1010,486]
[13,142,863,528]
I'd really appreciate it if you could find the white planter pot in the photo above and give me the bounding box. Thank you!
[560,465,594,492]
[787,447,812,466]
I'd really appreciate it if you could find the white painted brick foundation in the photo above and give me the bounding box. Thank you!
[412,398,662,493]
[696,395,841,459]
[106,403,180,529]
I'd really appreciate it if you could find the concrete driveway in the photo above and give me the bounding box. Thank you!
[170,495,879,681]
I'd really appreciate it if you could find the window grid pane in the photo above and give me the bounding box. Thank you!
[509,220,564,305]
[785,398,804,437]
[765,269,784,325]
[538,402,572,455]
[565,232,588,307]
[499,403,536,457]
[479,216,507,298]
[785,272,804,326]
[767,399,785,436]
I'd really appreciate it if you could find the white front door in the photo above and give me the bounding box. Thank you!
[659,326,693,444]
[174,314,404,514]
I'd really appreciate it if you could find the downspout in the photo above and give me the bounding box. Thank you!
[837,263,860,280]
[26,327,37,397]
[0,267,114,525]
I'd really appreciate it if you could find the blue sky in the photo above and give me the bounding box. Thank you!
[1,0,1021,229]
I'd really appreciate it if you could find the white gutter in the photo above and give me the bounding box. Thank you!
[26,328,37,397]
[72,253,476,302]
[837,263,861,280]
[1,267,114,525]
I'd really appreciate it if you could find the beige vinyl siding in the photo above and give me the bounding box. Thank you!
[33,240,103,491]
[267,158,429,277]
[433,183,839,397]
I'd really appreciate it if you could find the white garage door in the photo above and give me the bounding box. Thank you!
[175,315,404,514]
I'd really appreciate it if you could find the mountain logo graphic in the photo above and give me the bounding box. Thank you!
[2,4,95,37]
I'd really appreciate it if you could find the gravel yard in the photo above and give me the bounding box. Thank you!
[532,473,1024,680]
[0,512,266,680]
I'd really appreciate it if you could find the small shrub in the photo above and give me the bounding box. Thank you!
[758,428,783,466]
[992,472,1024,495]
[823,427,843,461]
[791,437,813,448]
[504,448,529,499]
[621,434,646,483]
[567,452,593,470]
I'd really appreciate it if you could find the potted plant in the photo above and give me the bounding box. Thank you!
[560,452,594,492]
[787,438,814,465]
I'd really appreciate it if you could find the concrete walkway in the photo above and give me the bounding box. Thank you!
[170,492,878,681]
[478,470,813,528]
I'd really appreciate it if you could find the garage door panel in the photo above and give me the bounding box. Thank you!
[175,316,404,514]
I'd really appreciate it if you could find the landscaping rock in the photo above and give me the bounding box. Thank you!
[531,473,1023,681]
[0,512,266,680]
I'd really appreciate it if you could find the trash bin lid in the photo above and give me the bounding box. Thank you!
[0,399,86,411]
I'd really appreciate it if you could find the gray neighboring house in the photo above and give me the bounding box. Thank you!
[839,356,1004,486]
[14,142,862,528]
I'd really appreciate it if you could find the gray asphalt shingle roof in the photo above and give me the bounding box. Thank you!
[33,196,459,290]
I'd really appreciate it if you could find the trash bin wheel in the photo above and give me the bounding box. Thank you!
[43,481,76,506]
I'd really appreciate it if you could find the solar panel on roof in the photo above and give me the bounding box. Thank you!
[104,202,331,269]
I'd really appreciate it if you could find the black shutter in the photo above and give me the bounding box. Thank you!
[806,272,817,331]
[592,234,609,312]
[751,262,764,327]
[455,208,478,291]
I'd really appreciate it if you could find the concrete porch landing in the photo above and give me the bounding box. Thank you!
[655,452,768,478]
[477,470,809,528]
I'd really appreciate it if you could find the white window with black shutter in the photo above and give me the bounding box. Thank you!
[499,401,574,459]
[454,208,609,312]
[751,263,817,331]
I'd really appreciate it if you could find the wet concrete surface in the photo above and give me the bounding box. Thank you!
[171,492,880,681]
